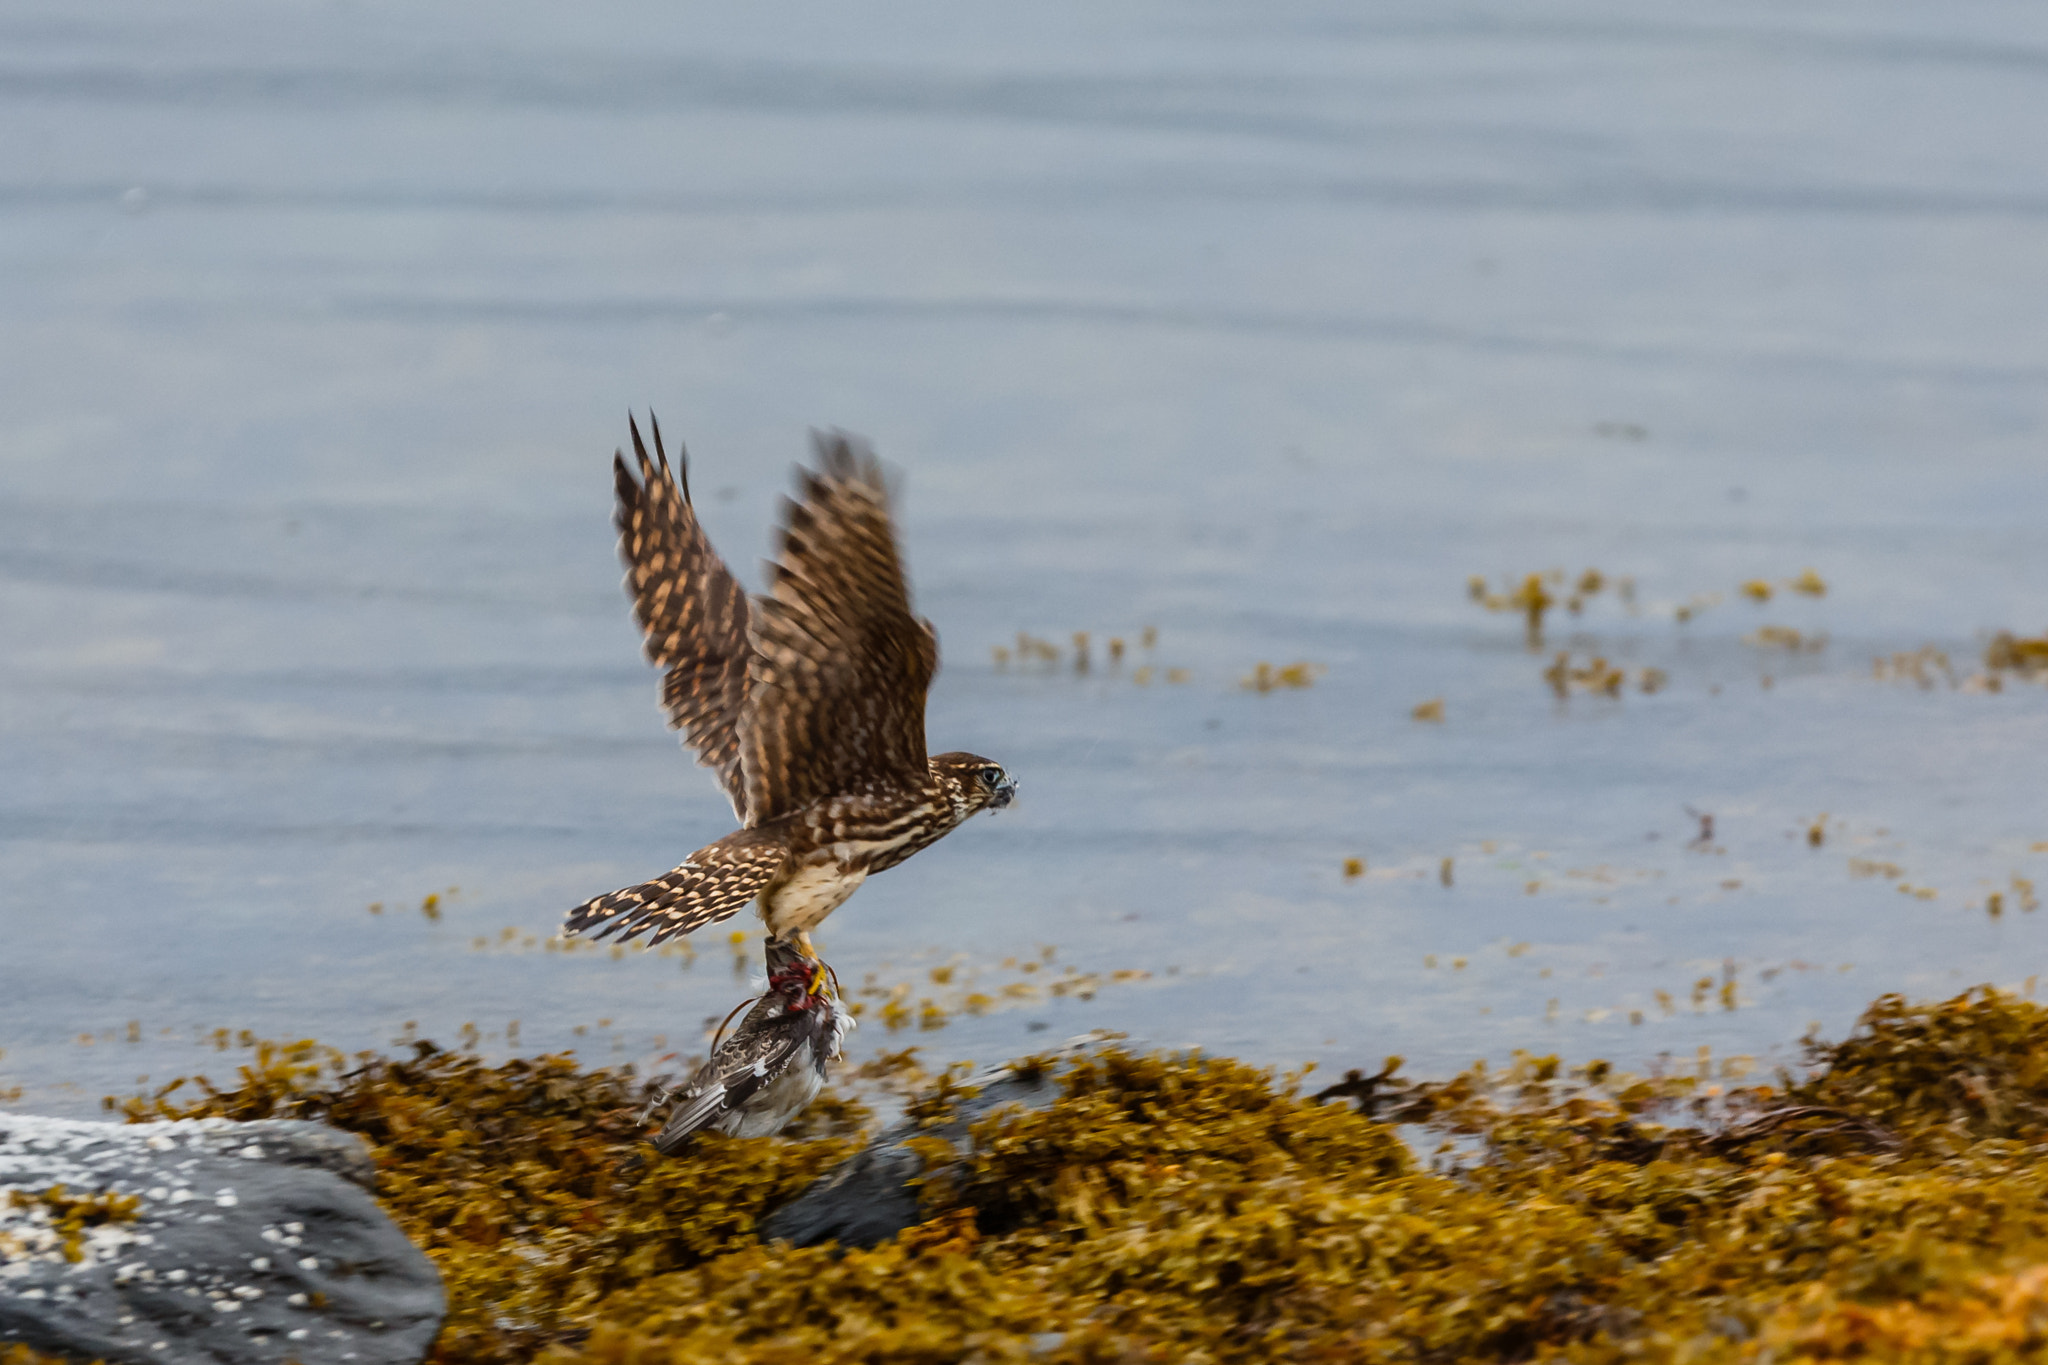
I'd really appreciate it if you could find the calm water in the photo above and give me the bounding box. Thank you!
[5,0,2047,1115]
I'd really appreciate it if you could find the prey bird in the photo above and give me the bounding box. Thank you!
[565,416,1016,957]
[645,935,853,1149]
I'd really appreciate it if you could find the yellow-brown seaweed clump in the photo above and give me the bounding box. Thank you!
[1986,631,2048,677]
[5,1349,91,1365]
[111,1041,865,1364]
[66,987,2048,1363]
[3,1184,139,1264]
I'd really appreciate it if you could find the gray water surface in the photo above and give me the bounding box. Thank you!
[5,0,2047,1115]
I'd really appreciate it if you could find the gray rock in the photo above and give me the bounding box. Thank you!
[1,1114,443,1365]
[762,1032,1117,1249]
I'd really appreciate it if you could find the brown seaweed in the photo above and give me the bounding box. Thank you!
[21,985,2048,1363]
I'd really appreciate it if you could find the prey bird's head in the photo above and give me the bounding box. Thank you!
[764,934,833,1007]
[931,751,1018,817]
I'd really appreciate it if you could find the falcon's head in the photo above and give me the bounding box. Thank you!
[931,751,1018,817]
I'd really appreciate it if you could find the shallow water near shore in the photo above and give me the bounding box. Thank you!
[4,0,2048,1114]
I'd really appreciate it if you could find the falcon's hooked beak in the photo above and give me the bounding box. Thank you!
[988,775,1018,811]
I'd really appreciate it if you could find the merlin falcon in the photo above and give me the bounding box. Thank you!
[564,417,1016,957]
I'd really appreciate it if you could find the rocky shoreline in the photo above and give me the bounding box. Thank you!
[0,1117,441,1365]
[8,987,2048,1363]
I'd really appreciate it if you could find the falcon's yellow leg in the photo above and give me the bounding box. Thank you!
[789,930,831,997]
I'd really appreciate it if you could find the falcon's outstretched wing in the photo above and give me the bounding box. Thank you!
[739,432,939,824]
[614,414,753,821]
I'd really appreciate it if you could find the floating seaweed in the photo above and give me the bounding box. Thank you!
[1542,651,1664,699]
[1986,631,2048,677]
[1470,571,1559,645]
[1472,569,1819,637]
[1241,661,1324,692]
[846,949,1151,1031]
[1746,625,1827,652]
[997,628,1165,679]
[1874,646,1956,688]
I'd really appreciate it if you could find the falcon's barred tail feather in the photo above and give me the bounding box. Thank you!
[563,831,787,946]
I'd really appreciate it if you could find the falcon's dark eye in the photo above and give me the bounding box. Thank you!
[978,765,1003,787]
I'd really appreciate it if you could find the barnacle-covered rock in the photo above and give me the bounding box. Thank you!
[760,1030,1145,1249]
[760,1054,1067,1249]
[0,1114,442,1365]
[104,1038,868,1365]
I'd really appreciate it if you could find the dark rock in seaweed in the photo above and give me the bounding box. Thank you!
[0,1114,443,1365]
[763,1033,1116,1249]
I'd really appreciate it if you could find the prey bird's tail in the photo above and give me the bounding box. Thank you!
[565,829,786,946]
[652,1082,744,1155]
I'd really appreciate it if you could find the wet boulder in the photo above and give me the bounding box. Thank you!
[763,1033,1116,1249]
[0,1114,442,1365]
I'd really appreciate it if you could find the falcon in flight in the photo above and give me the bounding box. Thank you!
[565,416,1016,956]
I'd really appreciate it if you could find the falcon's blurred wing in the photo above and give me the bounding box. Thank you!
[614,414,753,821]
[738,432,938,824]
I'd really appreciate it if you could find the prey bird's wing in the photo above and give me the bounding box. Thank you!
[651,1008,814,1153]
[739,431,938,823]
[614,414,754,822]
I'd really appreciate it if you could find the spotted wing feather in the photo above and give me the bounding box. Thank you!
[563,830,787,946]
[740,432,939,824]
[614,414,753,821]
